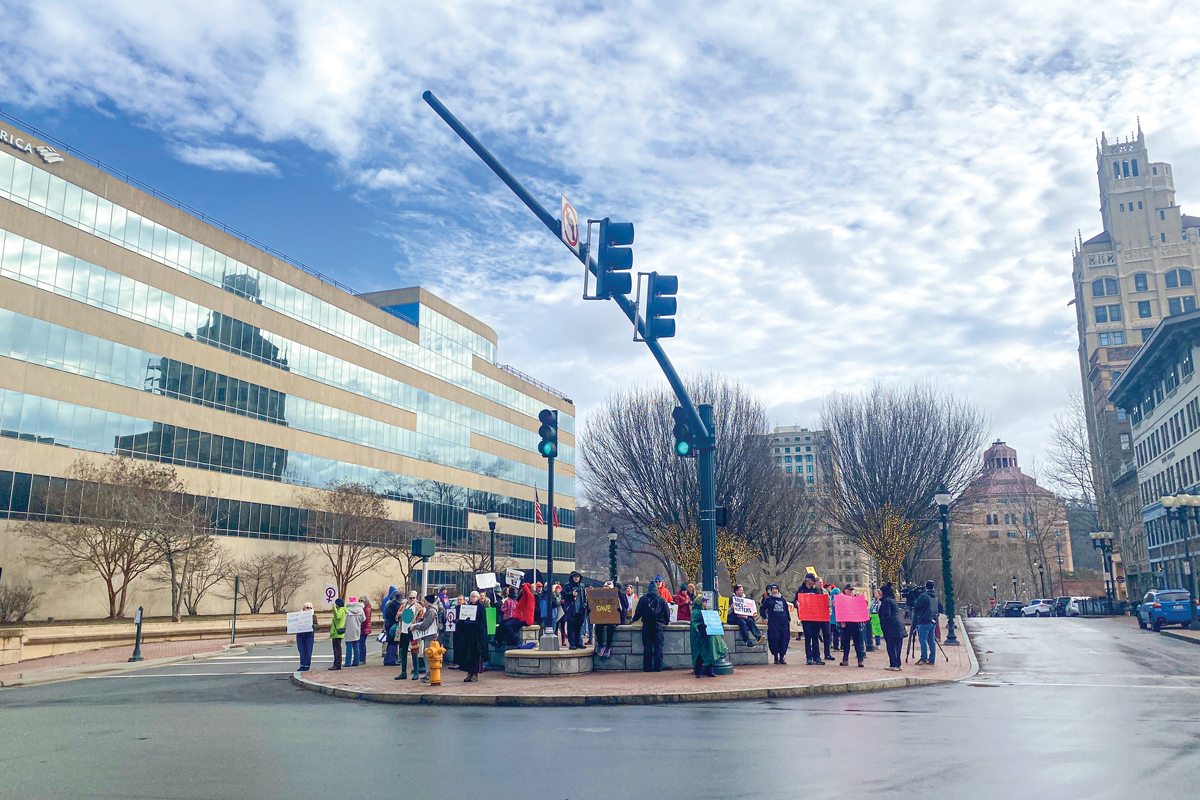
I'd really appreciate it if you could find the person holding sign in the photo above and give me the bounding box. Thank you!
[409,595,439,682]
[328,598,347,671]
[730,586,764,649]
[293,603,317,671]
[796,574,826,665]
[760,585,791,664]
[394,592,422,680]
[837,585,866,667]
[690,594,728,678]
[456,591,486,682]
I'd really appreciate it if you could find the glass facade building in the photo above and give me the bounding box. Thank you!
[0,122,576,617]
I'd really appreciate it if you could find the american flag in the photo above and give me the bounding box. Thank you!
[534,489,558,527]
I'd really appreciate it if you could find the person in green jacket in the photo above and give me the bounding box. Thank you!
[329,598,347,671]
[690,595,728,678]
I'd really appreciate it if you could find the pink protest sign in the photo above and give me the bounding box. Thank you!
[833,593,870,623]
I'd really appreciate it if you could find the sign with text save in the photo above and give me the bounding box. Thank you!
[589,588,621,625]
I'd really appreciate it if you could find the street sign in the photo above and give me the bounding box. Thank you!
[989,597,996,606]
[560,195,580,254]
[1117,575,1126,583]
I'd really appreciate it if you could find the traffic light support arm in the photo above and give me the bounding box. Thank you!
[422,90,711,445]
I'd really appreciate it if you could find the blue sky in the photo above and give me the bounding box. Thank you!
[4,0,1200,481]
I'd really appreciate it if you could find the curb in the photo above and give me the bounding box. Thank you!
[1160,629,1200,646]
[955,615,980,681]
[0,637,293,689]
[289,671,955,708]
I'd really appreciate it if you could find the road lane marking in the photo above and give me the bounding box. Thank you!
[87,671,296,678]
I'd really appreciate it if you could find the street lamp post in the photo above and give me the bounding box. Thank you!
[1037,563,1046,598]
[992,583,998,601]
[1012,574,1018,600]
[1056,540,1065,596]
[486,509,499,575]
[1166,496,1200,630]
[1090,531,1116,609]
[934,485,959,646]
[608,528,619,583]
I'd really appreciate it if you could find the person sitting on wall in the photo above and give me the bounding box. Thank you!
[730,585,764,648]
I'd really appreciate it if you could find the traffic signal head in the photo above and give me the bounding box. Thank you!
[538,408,559,458]
[597,218,634,298]
[672,406,695,457]
[644,271,678,340]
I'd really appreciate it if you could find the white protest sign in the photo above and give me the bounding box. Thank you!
[323,584,337,605]
[286,609,314,634]
[458,604,478,622]
[668,603,679,624]
[476,572,497,590]
[732,596,757,617]
[445,605,457,632]
[506,569,524,588]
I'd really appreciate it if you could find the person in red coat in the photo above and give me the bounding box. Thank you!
[674,587,692,623]
[498,583,536,648]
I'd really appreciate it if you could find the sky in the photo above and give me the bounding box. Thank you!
[3,0,1200,477]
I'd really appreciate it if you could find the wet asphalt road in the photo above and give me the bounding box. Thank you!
[1,617,1197,800]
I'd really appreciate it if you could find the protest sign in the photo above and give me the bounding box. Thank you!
[718,595,731,622]
[701,609,725,632]
[486,606,497,635]
[458,604,478,622]
[833,593,870,623]
[870,613,882,637]
[476,572,497,590]
[588,587,621,625]
[445,605,457,632]
[401,606,415,633]
[731,596,757,616]
[795,593,831,621]
[323,584,337,605]
[286,609,313,634]
[506,569,524,588]
[668,603,678,624]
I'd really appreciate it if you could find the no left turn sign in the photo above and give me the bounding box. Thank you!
[560,195,580,254]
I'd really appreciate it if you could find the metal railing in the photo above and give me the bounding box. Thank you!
[497,363,572,403]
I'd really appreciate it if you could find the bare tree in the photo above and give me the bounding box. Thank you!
[740,469,822,593]
[181,539,234,616]
[450,528,516,579]
[821,382,988,587]
[229,553,277,614]
[0,580,41,623]
[582,373,810,591]
[267,553,311,613]
[303,482,398,599]
[147,494,214,622]
[23,456,186,618]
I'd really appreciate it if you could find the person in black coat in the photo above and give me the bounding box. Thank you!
[455,592,487,682]
[383,589,402,666]
[560,571,588,650]
[760,584,792,664]
[796,574,826,665]
[632,577,671,671]
[878,583,906,670]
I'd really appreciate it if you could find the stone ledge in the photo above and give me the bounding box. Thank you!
[503,646,596,658]
[289,671,949,707]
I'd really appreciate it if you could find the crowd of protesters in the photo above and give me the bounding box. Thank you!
[297,572,946,679]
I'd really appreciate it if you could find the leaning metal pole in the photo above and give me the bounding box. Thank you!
[422,90,719,601]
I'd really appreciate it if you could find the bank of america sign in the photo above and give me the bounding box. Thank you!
[0,128,64,164]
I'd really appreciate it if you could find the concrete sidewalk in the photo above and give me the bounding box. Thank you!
[294,623,975,707]
[0,634,301,688]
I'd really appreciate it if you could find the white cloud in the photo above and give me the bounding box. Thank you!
[173,144,278,175]
[4,0,1200,469]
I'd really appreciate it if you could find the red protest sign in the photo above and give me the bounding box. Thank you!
[833,593,870,623]
[794,593,830,622]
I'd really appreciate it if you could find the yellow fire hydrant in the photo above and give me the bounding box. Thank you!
[424,639,446,686]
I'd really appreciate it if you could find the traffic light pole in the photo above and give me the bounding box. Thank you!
[546,456,555,602]
[423,90,720,600]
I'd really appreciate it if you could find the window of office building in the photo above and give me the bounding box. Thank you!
[1135,273,1149,292]
[1169,296,1196,316]
[1139,301,1153,318]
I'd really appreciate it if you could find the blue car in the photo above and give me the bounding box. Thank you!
[1137,589,1197,631]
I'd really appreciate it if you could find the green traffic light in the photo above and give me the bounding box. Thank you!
[675,440,691,456]
[539,441,557,457]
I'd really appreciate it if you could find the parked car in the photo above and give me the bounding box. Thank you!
[1065,597,1088,617]
[1137,589,1198,631]
[1001,600,1025,617]
[1051,596,1072,617]
[1022,598,1054,617]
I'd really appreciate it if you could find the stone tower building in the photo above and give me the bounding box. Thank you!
[1073,123,1200,599]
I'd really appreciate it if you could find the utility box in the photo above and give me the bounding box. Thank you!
[411,538,436,558]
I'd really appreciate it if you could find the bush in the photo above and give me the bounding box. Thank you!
[0,581,41,624]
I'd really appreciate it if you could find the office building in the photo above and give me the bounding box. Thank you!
[0,118,575,618]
